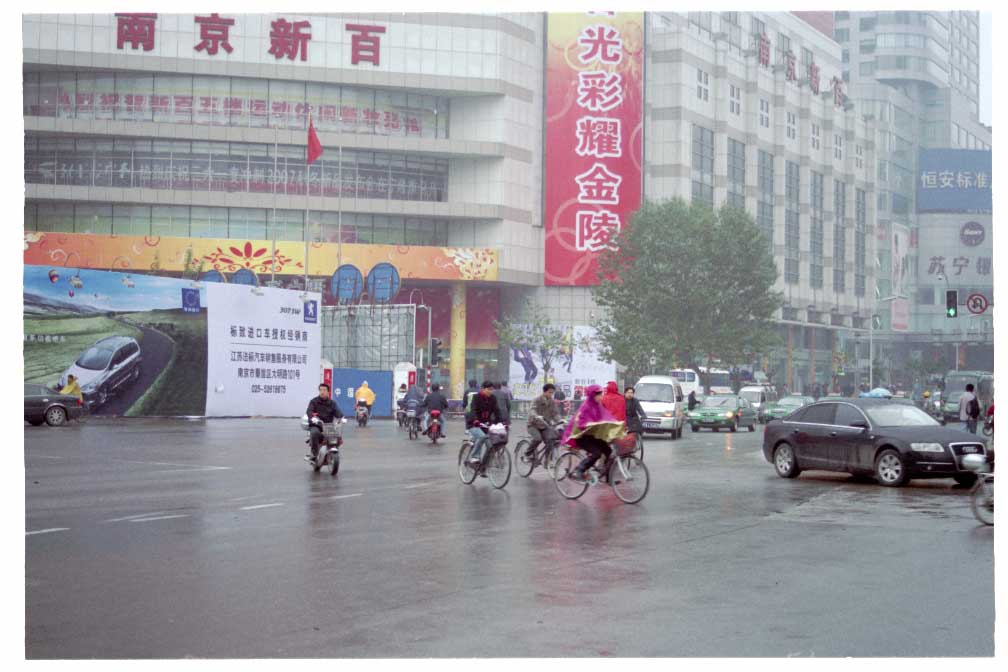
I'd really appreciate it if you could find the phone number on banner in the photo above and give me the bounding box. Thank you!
[250,385,288,394]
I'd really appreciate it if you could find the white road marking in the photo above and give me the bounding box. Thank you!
[113,459,231,471]
[403,482,437,490]
[330,493,363,500]
[240,503,284,510]
[128,514,190,523]
[26,528,70,536]
[105,511,170,523]
[30,455,65,460]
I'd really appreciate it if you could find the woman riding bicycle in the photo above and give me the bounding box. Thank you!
[559,384,625,480]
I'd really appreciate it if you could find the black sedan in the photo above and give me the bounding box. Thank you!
[25,384,86,427]
[762,398,988,487]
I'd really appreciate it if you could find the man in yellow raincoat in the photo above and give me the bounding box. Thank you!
[354,381,376,414]
[60,374,83,402]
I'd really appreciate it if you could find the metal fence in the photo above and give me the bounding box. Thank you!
[321,304,415,371]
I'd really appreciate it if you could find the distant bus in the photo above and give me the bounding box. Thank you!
[669,369,701,398]
[699,367,733,395]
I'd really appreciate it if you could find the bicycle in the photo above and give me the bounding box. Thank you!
[458,423,512,489]
[553,441,650,504]
[513,423,565,479]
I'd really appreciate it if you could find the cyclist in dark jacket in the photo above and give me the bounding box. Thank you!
[306,383,344,460]
[624,386,647,435]
[466,381,502,465]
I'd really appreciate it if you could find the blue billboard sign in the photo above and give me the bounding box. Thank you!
[916,149,992,213]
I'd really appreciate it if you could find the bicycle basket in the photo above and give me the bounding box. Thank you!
[322,423,342,442]
[613,433,638,456]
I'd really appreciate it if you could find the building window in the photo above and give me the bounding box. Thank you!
[777,34,791,64]
[727,138,746,210]
[811,123,821,151]
[833,180,846,293]
[836,29,849,43]
[786,112,797,140]
[810,171,824,289]
[691,124,715,206]
[697,68,710,101]
[834,134,843,160]
[860,60,876,76]
[757,150,774,252]
[855,144,864,169]
[785,161,800,284]
[802,47,813,66]
[729,84,741,115]
[759,98,770,128]
[751,17,766,42]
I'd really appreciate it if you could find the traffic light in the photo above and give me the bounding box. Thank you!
[430,338,442,366]
[945,290,958,318]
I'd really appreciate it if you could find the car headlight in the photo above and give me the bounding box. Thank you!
[911,442,945,453]
[724,412,734,418]
[81,382,97,392]
[662,412,673,417]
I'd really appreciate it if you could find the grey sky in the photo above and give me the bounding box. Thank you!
[981,12,991,126]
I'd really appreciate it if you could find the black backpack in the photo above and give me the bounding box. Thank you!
[967,396,981,419]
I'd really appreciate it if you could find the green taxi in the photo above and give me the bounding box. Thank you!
[761,395,815,422]
[687,394,757,432]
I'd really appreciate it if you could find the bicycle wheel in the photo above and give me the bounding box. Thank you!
[458,441,478,485]
[487,445,512,489]
[553,451,589,500]
[543,442,559,479]
[609,455,650,504]
[635,434,644,460]
[514,439,535,478]
[970,479,994,526]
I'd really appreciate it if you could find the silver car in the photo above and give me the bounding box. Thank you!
[60,336,142,408]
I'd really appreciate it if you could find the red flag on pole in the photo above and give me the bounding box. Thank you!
[307,116,323,164]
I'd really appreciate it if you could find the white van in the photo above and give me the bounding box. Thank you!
[739,384,778,422]
[668,369,702,399]
[633,375,687,439]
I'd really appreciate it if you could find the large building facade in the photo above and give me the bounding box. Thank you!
[24,11,901,398]
[833,10,993,375]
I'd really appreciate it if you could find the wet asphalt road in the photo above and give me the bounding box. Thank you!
[25,418,993,658]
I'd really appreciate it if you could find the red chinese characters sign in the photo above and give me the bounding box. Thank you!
[545,13,643,286]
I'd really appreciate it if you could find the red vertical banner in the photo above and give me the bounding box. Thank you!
[544,12,644,286]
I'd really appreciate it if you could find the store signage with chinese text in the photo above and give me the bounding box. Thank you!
[544,12,643,286]
[916,149,992,213]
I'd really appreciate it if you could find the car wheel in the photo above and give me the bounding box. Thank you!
[95,388,108,408]
[27,417,45,426]
[131,366,140,383]
[874,448,909,487]
[730,420,738,432]
[749,422,756,432]
[954,473,978,487]
[45,406,67,427]
[690,424,697,432]
[773,443,801,478]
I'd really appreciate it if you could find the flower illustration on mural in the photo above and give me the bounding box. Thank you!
[24,232,44,251]
[441,248,497,280]
[202,242,303,274]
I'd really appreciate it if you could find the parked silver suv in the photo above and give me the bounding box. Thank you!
[60,336,142,409]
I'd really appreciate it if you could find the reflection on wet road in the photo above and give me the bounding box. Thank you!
[26,418,993,658]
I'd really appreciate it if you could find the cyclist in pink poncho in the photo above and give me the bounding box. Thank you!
[560,384,621,479]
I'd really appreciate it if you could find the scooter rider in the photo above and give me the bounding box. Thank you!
[306,383,343,461]
[422,383,449,438]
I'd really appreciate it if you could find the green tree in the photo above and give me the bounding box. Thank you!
[592,199,783,382]
[494,299,572,386]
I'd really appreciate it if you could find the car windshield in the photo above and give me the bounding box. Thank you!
[75,346,114,370]
[740,390,762,402]
[671,371,696,382]
[865,404,940,427]
[635,383,674,403]
[701,396,734,408]
[778,397,806,407]
[707,372,730,387]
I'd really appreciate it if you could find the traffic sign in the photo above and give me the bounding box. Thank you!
[967,293,988,315]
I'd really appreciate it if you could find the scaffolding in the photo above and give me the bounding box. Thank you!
[321,304,416,370]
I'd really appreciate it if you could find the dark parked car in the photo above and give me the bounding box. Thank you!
[762,398,988,487]
[25,383,85,426]
[59,336,142,409]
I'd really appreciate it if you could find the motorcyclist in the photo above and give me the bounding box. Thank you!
[305,383,344,462]
[402,384,424,431]
[422,383,449,438]
[354,381,376,415]
[524,383,563,458]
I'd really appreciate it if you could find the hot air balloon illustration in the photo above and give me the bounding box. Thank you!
[48,269,60,283]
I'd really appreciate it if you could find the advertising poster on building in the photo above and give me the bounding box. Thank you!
[204,284,321,417]
[890,224,910,332]
[507,326,616,400]
[916,149,992,213]
[24,264,208,417]
[544,12,644,286]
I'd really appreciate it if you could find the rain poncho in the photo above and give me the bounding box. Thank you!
[601,381,627,422]
[354,382,376,405]
[560,384,627,448]
[403,385,424,411]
